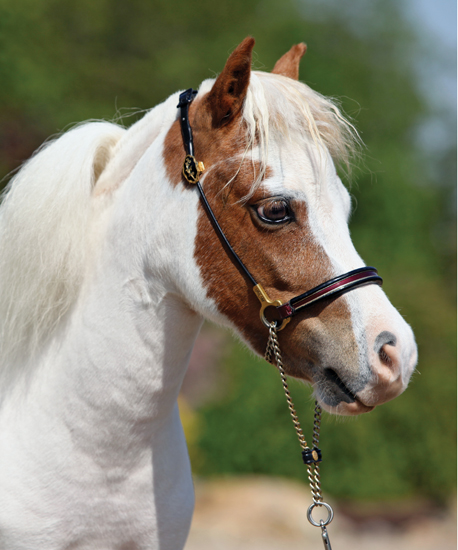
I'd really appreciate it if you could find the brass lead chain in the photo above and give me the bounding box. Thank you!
[265,323,308,451]
[309,402,323,504]
[265,322,335,549]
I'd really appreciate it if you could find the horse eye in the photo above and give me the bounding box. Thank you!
[256,199,292,224]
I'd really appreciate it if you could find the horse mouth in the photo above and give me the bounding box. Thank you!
[315,368,375,414]
[323,368,358,403]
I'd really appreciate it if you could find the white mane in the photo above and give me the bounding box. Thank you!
[241,71,361,197]
[0,123,125,385]
[0,90,180,391]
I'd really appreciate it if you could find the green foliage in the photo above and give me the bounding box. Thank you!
[1,0,455,503]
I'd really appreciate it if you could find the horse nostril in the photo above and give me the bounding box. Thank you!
[379,345,393,367]
[374,330,397,350]
[374,330,398,370]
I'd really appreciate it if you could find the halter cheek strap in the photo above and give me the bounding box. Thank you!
[177,89,258,288]
[177,89,383,330]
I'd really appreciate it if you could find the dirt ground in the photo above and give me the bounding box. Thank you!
[184,476,456,550]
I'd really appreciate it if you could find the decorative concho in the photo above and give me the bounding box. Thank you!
[182,154,205,184]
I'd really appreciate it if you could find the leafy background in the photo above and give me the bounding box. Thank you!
[1,0,455,506]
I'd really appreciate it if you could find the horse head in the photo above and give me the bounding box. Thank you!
[163,37,417,416]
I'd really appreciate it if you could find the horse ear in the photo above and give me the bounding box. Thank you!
[272,43,307,80]
[206,37,255,127]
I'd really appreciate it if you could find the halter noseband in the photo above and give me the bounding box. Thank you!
[177,89,382,330]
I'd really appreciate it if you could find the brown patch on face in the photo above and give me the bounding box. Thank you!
[193,173,359,380]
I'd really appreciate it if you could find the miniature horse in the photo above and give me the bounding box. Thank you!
[0,38,417,549]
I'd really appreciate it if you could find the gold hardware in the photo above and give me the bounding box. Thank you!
[253,284,290,330]
[183,154,205,184]
[312,450,319,461]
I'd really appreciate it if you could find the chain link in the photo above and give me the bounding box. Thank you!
[265,323,309,451]
[265,322,334,523]
[265,321,336,549]
[308,401,323,504]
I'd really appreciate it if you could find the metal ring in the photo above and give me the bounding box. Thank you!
[307,502,334,527]
[260,303,290,331]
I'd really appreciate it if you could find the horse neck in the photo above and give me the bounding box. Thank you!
[25,136,203,466]
[28,270,201,470]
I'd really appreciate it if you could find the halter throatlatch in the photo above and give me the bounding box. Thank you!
[177,88,383,331]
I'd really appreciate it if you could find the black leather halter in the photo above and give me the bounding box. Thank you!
[177,89,382,329]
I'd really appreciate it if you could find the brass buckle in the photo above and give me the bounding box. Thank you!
[253,284,290,331]
[183,154,205,184]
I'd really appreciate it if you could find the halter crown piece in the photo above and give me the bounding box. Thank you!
[177,88,383,550]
